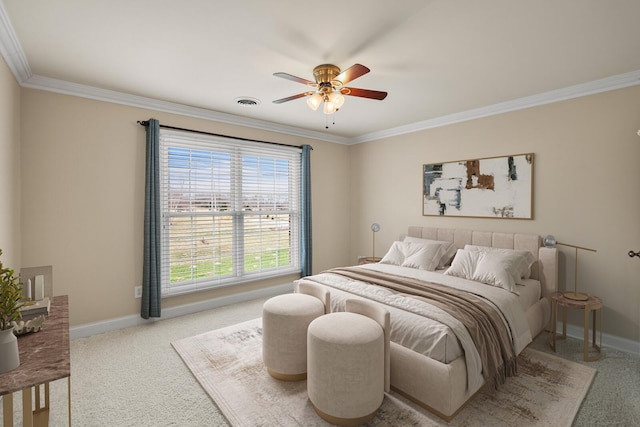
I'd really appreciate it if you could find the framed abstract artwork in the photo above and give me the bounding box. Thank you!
[423,153,533,219]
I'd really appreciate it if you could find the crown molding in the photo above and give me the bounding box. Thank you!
[19,69,640,146]
[352,70,640,144]
[0,0,31,82]
[20,74,350,144]
[0,2,347,144]
[2,1,639,145]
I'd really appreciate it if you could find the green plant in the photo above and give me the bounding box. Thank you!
[0,249,23,330]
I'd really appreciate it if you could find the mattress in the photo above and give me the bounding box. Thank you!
[299,263,537,365]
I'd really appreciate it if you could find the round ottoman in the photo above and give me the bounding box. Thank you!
[262,293,325,381]
[307,312,385,426]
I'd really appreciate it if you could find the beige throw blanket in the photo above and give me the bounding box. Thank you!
[327,267,518,390]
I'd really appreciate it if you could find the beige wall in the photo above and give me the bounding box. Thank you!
[12,80,640,345]
[19,89,350,326]
[349,85,640,342]
[0,57,21,269]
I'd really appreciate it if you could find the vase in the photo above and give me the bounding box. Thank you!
[0,326,20,373]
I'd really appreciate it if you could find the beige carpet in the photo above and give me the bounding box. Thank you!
[172,318,596,427]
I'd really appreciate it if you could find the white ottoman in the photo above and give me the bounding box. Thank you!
[262,292,326,381]
[307,299,390,426]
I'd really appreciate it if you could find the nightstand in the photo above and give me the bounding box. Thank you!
[358,256,381,265]
[550,291,602,361]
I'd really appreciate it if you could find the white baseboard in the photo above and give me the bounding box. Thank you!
[556,322,640,356]
[69,283,292,340]
[70,288,640,358]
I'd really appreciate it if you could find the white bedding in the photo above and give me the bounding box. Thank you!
[298,262,535,390]
[515,278,541,310]
[434,269,541,311]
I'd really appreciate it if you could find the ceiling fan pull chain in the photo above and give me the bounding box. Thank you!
[324,114,337,129]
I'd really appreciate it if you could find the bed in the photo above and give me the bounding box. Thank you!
[295,226,558,420]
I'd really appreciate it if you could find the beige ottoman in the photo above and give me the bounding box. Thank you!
[307,299,390,426]
[262,285,328,381]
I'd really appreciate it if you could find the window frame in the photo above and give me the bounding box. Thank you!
[158,129,302,297]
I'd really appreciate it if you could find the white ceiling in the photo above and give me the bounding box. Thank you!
[2,0,640,143]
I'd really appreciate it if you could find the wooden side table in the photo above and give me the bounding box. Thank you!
[358,256,381,265]
[550,291,602,361]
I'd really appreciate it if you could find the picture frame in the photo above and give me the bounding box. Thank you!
[423,153,533,219]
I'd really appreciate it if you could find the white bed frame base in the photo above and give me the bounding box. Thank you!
[390,227,559,420]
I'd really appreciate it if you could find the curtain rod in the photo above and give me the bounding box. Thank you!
[137,121,312,150]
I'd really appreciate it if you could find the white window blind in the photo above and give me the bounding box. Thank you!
[159,129,301,296]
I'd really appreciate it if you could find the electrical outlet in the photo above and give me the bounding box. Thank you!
[134,286,142,299]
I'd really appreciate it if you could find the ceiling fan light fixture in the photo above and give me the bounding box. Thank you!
[327,91,345,109]
[323,97,337,115]
[306,93,323,111]
[273,63,387,119]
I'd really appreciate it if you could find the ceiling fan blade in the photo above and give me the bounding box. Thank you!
[272,92,315,104]
[340,87,388,100]
[335,64,370,85]
[273,72,316,86]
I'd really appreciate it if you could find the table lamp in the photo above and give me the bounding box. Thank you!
[545,236,596,301]
[365,223,381,262]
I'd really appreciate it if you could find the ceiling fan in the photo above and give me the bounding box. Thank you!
[272,64,387,115]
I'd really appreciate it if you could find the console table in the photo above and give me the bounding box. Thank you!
[1,295,70,426]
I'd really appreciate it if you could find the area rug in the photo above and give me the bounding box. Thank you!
[172,318,596,426]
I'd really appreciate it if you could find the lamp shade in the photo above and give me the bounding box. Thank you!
[323,97,337,115]
[327,91,344,109]
[306,93,323,111]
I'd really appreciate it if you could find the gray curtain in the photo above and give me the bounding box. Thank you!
[300,145,312,276]
[142,119,161,319]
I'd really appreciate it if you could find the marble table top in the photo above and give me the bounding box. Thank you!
[551,291,602,309]
[0,295,70,395]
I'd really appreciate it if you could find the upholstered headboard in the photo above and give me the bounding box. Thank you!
[406,226,558,299]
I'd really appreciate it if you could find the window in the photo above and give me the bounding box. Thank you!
[159,129,301,296]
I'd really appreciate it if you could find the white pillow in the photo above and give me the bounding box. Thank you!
[464,245,536,280]
[472,251,520,294]
[380,241,445,271]
[444,248,522,294]
[402,242,446,271]
[403,236,457,269]
[379,241,405,266]
[443,249,483,280]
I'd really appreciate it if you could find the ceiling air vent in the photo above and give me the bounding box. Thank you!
[234,97,261,107]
